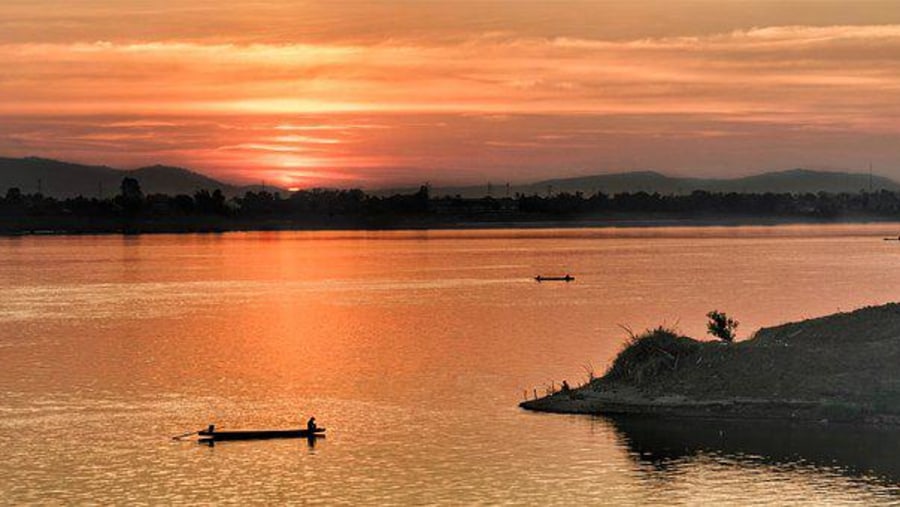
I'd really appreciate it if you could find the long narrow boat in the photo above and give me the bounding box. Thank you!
[535,275,575,282]
[198,426,326,441]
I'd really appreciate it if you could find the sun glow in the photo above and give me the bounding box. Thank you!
[4,2,900,187]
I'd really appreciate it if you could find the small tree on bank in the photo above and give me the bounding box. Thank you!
[707,310,738,342]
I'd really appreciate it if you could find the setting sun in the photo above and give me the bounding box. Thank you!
[3,2,900,188]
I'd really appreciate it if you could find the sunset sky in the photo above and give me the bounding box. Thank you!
[3,1,900,188]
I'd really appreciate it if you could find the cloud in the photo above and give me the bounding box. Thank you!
[1,25,899,122]
[2,23,900,185]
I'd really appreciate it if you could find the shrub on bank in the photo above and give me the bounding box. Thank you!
[604,327,702,385]
[707,310,739,342]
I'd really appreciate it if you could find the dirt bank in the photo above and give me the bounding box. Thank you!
[521,303,900,424]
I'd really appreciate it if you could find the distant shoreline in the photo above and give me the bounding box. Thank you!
[7,174,900,237]
[4,214,900,237]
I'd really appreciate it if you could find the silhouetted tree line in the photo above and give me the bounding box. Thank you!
[3,177,900,232]
[0,179,430,223]
[441,188,900,218]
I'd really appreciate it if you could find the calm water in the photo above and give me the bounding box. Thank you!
[2,225,900,504]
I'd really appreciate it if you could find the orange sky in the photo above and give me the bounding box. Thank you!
[2,1,900,188]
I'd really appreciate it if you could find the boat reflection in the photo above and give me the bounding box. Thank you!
[606,415,900,485]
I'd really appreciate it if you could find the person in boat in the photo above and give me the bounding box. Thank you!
[561,380,570,392]
[307,416,317,433]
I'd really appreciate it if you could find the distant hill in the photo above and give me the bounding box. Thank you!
[377,169,900,198]
[0,157,284,198]
[718,169,900,194]
[2,156,897,199]
[128,165,233,196]
[517,171,711,196]
[529,169,900,196]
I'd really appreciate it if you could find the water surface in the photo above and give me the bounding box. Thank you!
[2,225,900,504]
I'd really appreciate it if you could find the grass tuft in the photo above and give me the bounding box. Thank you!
[604,327,702,385]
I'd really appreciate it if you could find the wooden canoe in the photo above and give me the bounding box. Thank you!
[198,427,326,441]
[535,275,574,282]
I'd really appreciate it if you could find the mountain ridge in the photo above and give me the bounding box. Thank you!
[1,156,897,198]
[377,168,900,197]
[0,156,282,198]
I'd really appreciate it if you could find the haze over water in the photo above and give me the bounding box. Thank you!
[2,225,900,504]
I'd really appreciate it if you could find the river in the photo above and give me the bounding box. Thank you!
[2,225,899,504]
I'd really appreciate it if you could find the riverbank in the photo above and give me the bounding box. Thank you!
[521,304,900,424]
[4,212,900,236]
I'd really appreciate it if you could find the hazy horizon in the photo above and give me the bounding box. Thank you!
[3,1,900,188]
[3,154,895,193]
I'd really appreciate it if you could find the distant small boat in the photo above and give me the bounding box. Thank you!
[535,274,575,282]
[883,237,900,241]
[197,425,326,441]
